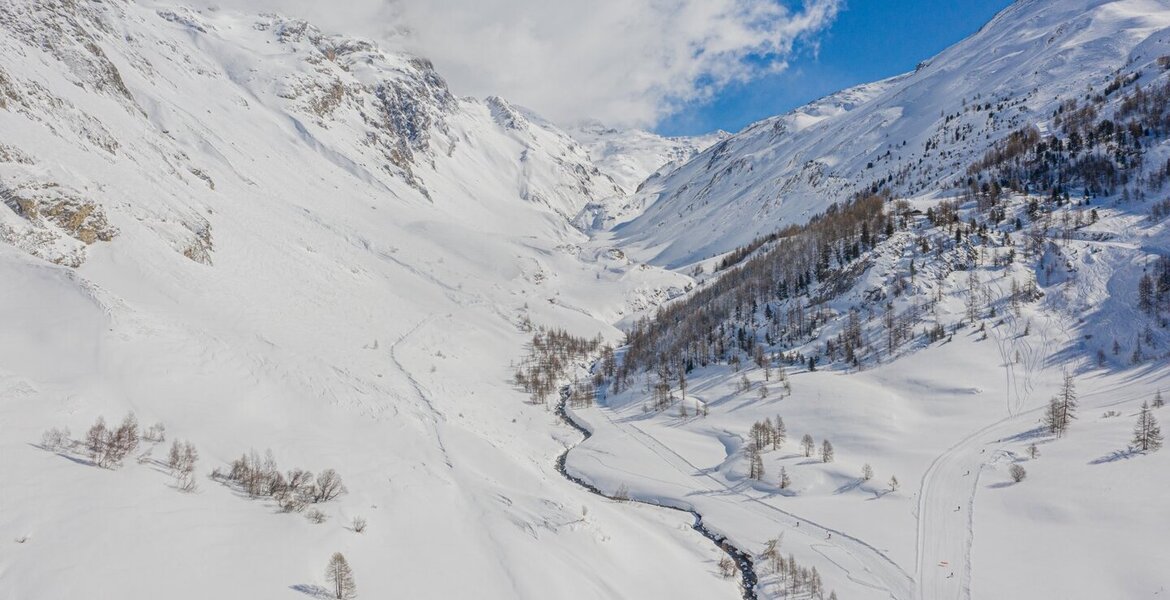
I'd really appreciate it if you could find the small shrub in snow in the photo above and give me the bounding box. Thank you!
[143,422,166,442]
[717,556,736,579]
[1009,464,1027,482]
[862,463,874,481]
[40,427,70,451]
[168,440,198,475]
[306,508,328,524]
[351,516,367,533]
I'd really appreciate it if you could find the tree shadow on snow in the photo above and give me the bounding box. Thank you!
[834,479,869,495]
[1000,426,1048,443]
[290,584,330,599]
[1089,448,1140,465]
[27,443,98,467]
[986,481,1017,489]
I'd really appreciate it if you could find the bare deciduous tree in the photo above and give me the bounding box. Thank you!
[315,469,347,503]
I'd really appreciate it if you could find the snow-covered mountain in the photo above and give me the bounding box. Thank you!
[0,2,722,599]
[567,121,729,231]
[5,1,1170,600]
[568,121,729,194]
[611,0,1170,267]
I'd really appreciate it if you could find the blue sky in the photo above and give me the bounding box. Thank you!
[655,0,1015,136]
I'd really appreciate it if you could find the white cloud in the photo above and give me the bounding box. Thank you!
[198,0,840,127]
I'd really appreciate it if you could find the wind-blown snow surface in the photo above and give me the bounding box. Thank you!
[611,0,1170,267]
[0,2,737,599]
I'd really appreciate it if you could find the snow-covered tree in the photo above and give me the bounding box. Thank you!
[779,466,791,490]
[325,552,356,599]
[1154,389,1165,409]
[862,463,873,481]
[888,475,900,491]
[1009,464,1027,482]
[1132,401,1163,452]
[820,439,834,463]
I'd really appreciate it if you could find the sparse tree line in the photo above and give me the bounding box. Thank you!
[212,448,347,514]
[512,327,607,406]
[756,533,838,599]
[42,413,204,492]
[742,417,901,496]
[1036,375,1162,473]
[41,414,351,511]
[41,412,158,468]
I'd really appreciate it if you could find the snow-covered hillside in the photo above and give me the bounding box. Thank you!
[555,1,1170,599]
[610,0,1170,268]
[0,2,729,599]
[5,0,1170,599]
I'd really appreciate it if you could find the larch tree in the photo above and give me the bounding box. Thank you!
[1133,401,1163,452]
[801,434,815,457]
[748,445,766,480]
[821,439,834,463]
[325,552,356,599]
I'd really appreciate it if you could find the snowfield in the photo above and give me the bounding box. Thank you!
[3,0,1170,599]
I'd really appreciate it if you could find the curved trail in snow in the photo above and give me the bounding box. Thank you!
[553,391,761,600]
[565,393,914,600]
[913,308,1161,600]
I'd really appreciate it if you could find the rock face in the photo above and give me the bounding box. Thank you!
[0,181,116,266]
[0,0,650,267]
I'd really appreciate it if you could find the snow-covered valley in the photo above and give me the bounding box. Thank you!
[3,1,1170,599]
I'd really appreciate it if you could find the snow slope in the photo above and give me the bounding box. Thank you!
[610,0,1170,267]
[0,2,736,599]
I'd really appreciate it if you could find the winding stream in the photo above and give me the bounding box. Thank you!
[553,389,761,600]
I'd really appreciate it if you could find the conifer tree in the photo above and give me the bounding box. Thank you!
[801,434,815,457]
[773,416,787,450]
[1133,401,1163,452]
[325,552,356,599]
